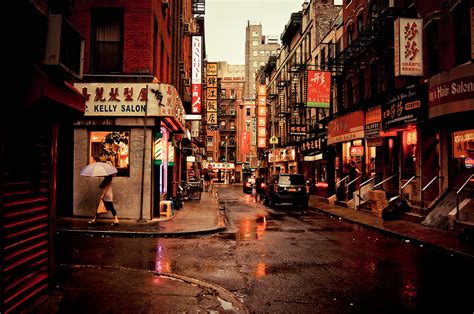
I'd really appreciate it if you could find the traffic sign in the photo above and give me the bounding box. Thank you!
[270,136,278,144]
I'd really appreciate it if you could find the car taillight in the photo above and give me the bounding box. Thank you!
[260,183,266,188]
[245,182,250,187]
[306,185,310,193]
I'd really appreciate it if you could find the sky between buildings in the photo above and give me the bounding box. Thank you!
[205,0,307,65]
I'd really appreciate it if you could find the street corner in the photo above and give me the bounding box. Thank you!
[156,272,249,314]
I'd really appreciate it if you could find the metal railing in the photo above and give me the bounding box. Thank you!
[421,175,443,212]
[357,176,376,202]
[400,175,417,200]
[347,175,362,200]
[372,173,398,190]
[456,174,473,221]
[336,175,349,187]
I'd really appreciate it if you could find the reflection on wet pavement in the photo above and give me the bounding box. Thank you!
[155,242,171,273]
[255,261,267,278]
[235,216,266,241]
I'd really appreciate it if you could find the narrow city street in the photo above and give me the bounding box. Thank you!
[42,185,474,313]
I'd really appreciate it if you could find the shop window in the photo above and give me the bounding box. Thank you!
[91,8,123,73]
[246,108,251,116]
[89,130,130,176]
[402,129,417,179]
[207,136,213,147]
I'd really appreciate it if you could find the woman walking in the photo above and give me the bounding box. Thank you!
[89,175,119,225]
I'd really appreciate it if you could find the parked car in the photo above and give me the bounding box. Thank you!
[243,177,256,193]
[263,174,309,208]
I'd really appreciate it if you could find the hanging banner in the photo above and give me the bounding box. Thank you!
[206,62,218,126]
[257,84,267,148]
[394,18,423,77]
[306,70,331,108]
[192,36,202,113]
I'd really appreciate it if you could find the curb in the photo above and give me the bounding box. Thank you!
[309,204,474,259]
[158,271,249,313]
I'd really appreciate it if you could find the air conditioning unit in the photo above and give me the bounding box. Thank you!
[43,14,84,79]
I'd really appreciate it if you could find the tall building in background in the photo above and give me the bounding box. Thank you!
[244,21,279,99]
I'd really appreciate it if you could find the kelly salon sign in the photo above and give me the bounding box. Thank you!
[327,111,364,145]
[394,18,423,77]
[191,36,202,114]
[77,83,181,121]
[306,70,331,108]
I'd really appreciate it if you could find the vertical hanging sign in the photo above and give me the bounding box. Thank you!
[257,84,267,148]
[168,141,174,166]
[192,36,202,114]
[206,63,218,126]
[306,70,331,108]
[394,18,423,77]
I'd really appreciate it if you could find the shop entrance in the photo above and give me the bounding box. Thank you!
[451,130,474,189]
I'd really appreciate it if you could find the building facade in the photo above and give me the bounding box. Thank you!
[69,0,202,220]
[244,21,279,99]
[2,1,86,312]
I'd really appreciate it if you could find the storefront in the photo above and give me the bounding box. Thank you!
[381,85,428,204]
[268,146,297,175]
[299,136,328,197]
[73,82,185,220]
[428,63,474,192]
[327,110,365,188]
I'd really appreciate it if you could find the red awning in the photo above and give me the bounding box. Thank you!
[25,67,85,113]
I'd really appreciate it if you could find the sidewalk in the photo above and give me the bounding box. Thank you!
[309,195,474,258]
[56,190,225,237]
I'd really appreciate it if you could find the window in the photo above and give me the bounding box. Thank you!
[246,122,251,131]
[252,31,259,37]
[230,89,235,99]
[260,62,265,66]
[89,130,130,176]
[266,51,270,56]
[370,61,378,98]
[252,40,259,47]
[253,51,258,56]
[221,89,226,98]
[358,70,365,104]
[453,1,470,66]
[246,108,251,116]
[253,61,258,67]
[260,51,265,56]
[207,136,213,146]
[357,14,363,35]
[346,78,354,108]
[91,8,123,73]
[271,51,276,56]
[426,21,439,76]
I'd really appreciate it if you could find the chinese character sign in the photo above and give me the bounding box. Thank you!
[394,18,423,77]
[257,84,267,148]
[206,63,218,126]
[306,70,331,108]
[192,36,202,113]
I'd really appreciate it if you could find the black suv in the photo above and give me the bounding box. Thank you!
[263,174,309,208]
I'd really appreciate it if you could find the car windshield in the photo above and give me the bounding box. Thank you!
[279,175,305,185]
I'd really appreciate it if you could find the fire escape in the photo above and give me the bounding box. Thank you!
[219,88,236,162]
[331,0,417,113]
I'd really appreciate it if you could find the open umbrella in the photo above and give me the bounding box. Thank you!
[80,162,118,177]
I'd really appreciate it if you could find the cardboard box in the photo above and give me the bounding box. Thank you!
[370,200,388,211]
[367,190,386,201]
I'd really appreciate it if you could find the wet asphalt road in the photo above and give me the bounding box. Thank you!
[55,185,474,313]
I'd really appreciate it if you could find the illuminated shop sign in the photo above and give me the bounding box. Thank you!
[192,36,202,114]
[394,18,423,77]
[306,70,331,108]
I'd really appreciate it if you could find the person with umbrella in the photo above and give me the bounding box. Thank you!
[80,159,120,226]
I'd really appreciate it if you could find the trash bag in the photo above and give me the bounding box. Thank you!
[382,203,402,221]
[394,199,410,212]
